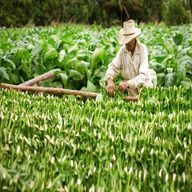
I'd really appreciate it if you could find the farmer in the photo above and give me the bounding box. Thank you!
[104,20,153,97]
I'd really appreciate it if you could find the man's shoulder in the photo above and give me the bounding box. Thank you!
[116,45,126,55]
[138,41,148,52]
[120,45,126,51]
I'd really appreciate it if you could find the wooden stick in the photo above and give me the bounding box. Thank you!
[123,96,138,102]
[19,69,61,86]
[0,83,99,98]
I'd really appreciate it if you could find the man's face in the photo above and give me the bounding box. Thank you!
[126,38,136,51]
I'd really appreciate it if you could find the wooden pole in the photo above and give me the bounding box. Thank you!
[19,69,61,86]
[123,96,138,102]
[0,83,99,98]
[0,83,139,101]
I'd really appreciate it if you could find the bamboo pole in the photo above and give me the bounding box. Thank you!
[0,83,139,101]
[123,96,138,102]
[19,69,61,86]
[0,83,99,98]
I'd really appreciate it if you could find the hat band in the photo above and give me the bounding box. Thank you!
[123,32,135,36]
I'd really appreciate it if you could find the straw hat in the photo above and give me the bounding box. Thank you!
[118,20,141,45]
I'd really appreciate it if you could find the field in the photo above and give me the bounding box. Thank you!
[0,87,192,191]
[0,23,192,191]
[0,24,192,89]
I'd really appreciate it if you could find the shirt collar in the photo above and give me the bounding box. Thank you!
[123,40,140,55]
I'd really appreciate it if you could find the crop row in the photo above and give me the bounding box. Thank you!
[0,87,191,191]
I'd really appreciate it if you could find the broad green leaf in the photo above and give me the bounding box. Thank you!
[42,80,63,88]
[179,55,192,65]
[66,58,79,71]
[166,68,173,73]
[59,50,66,62]
[188,37,192,46]
[34,62,46,76]
[9,72,20,84]
[77,61,90,74]
[76,39,87,46]
[77,50,90,61]
[51,81,63,88]
[15,48,31,64]
[153,55,168,63]
[48,35,61,48]
[0,49,3,56]
[164,72,176,87]
[31,44,43,59]
[68,69,84,81]
[58,72,68,87]
[1,57,16,70]
[173,33,183,45]
[157,73,165,86]
[187,48,192,57]
[91,48,104,70]
[52,68,62,75]
[86,80,96,92]
[163,39,177,54]
[162,55,174,64]
[68,45,78,54]
[151,62,166,73]
[18,62,32,78]
[44,47,58,61]
[0,67,9,80]
[180,80,192,88]
[91,66,107,80]
[61,32,73,44]
[177,63,186,81]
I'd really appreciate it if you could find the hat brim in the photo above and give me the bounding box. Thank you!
[118,28,141,45]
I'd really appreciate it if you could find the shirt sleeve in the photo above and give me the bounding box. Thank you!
[104,48,122,81]
[127,45,149,88]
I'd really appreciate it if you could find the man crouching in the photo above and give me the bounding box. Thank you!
[105,20,153,97]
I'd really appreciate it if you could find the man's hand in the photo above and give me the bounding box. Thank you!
[107,79,115,96]
[118,81,129,91]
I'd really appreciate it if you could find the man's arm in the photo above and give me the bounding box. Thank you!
[127,45,149,89]
[104,48,122,81]
[104,48,122,96]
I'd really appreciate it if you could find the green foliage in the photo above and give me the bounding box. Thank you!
[0,0,191,27]
[163,0,191,25]
[0,0,34,27]
[0,87,191,191]
[1,23,192,88]
[0,67,9,81]
[145,24,192,87]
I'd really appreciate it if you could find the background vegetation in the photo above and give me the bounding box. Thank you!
[1,24,192,89]
[0,0,191,27]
